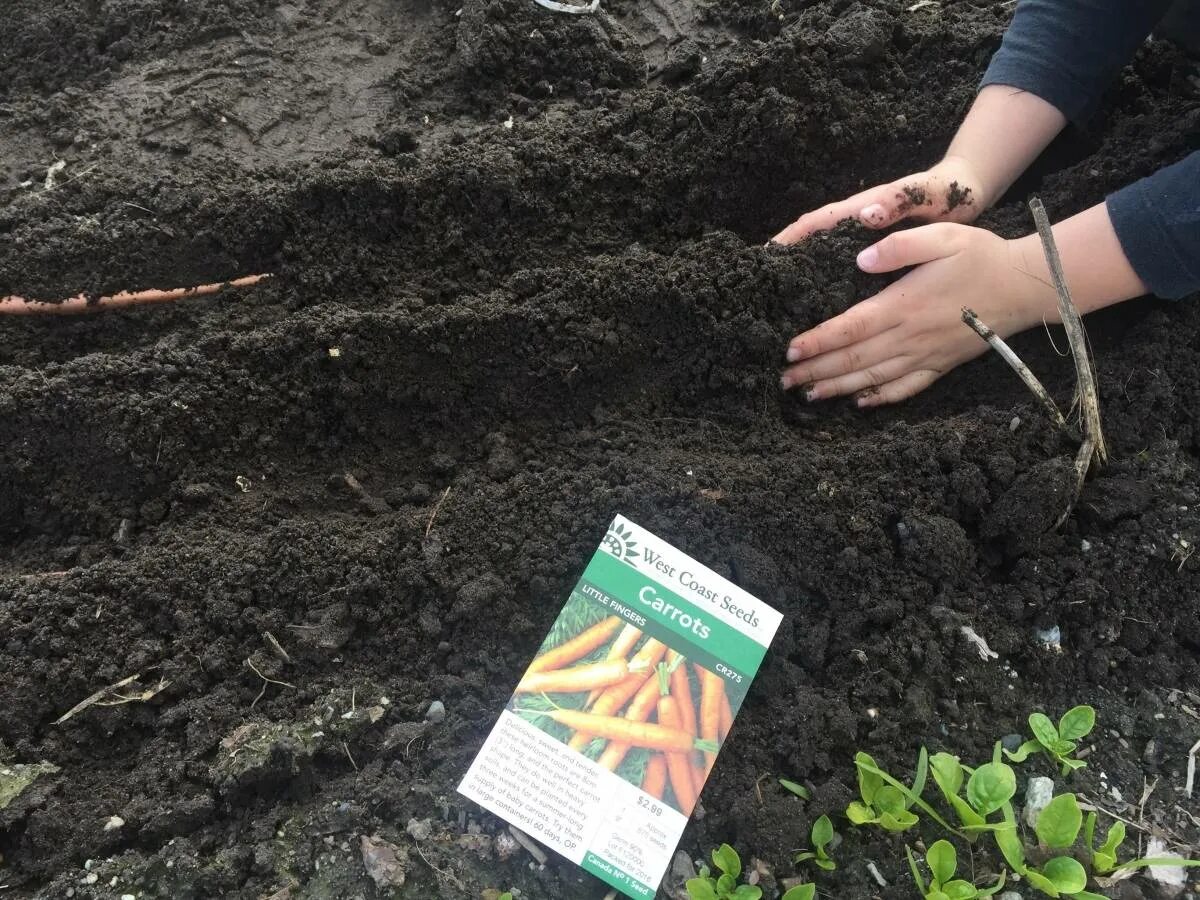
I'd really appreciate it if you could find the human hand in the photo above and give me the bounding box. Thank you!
[770,155,986,246]
[779,223,1050,407]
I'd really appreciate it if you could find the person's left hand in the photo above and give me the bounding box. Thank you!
[779,222,1050,407]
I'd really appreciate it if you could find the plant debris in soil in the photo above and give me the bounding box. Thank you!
[1,1,1199,898]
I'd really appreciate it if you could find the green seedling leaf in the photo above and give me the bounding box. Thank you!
[880,809,920,832]
[1058,705,1095,741]
[910,746,929,809]
[812,813,834,848]
[731,884,762,900]
[930,753,964,797]
[1029,712,1060,749]
[780,778,811,800]
[1115,858,1200,871]
[1073,893,1111,900]
[1023,869,1060,897]
[994,803,1026,872]
[1004,739,1041,763]
[846,801,876,825]
[856,758,962,835]
[875,785,908,816]
[906,845,927,895]
[1041,856,1087,893]
[928,840,956,886]
[686,879,720,900]
[944,880,979,900]
[713,844,741,878]
[781,886,815,900]
[1091,819,1125,874]
[1036,793,1083,849]
[717,873,737,894]
[855,752,883,804]
[966,762,1016,816]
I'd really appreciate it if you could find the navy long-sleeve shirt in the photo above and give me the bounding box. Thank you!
[981,0,1200,299]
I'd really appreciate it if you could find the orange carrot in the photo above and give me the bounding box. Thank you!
[718,692,734,742]
[697,665,725,776]
[568,639,666,751]
[657,694,698,814]
[596,674,662,771]
[527,616,623,674]
[515,658,635,694]
[642,754,667,799]
[667,655,705,795]
[542,709,713,752]
[0,274,272,316]
[585,623,643,706]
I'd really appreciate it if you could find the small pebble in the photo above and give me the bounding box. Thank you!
[425,700,446,724]
[1080,539,1091,552]
[103,815,125,832]
[405,817,432,841]
[1009,416,1021,432]
[1023,776,1055,829]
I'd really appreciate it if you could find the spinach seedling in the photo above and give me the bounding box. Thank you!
[1085,811,1200,877]
[687,844,762,900]
[991,792,1110,900]
[928,750,1016,840]
[906,840,1006,900]
[781,886,816,900]
[1005,706,1095,776]
[793,814,837,871]
[846,748,957,834]
[779,777,811,800]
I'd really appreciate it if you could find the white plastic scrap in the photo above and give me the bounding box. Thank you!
[1145,837,1187,896]
[960,626,999,661]
[533,0,600,13]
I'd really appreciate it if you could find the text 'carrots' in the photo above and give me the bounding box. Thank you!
[527,616,622,674]
[515,658,633,694]
[0,274,272,316]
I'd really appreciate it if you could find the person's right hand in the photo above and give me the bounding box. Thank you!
[770,155,987,246]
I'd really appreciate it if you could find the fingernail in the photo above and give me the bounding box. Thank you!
[786,347,801,362]
[860,203,885,225]
[857,246,879,270]
[780,375,791,390]
[803,385,817,402]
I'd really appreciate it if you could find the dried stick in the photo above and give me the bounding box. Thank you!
[962,307,1067,430]
[0,273,271,316]
[1029,198,1107,465]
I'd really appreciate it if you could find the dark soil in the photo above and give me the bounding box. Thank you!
[2,1,1199,899]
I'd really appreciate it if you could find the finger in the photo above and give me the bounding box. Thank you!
[780,326,901,390]
[805,356,914,401]
[786,295,903,361]
[855,369,941,407]
[770,197,863,246]
[856,223,964,274]
[858,179,937,230]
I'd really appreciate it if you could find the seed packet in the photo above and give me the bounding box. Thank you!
[459,514,783,898]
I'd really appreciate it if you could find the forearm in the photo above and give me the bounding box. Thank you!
[944,84,1066,210]
[1008,201,1147,329]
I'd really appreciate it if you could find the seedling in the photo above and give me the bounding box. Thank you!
[1084,811,1200,877]
[1004,706,1095,776]
[779,777,811,800]
[793,814,837,871]
[906,840,1006,900]
[848,748,960,835]
[781,886,816,900]
[686,844,762,900]
[928,749,1017,840]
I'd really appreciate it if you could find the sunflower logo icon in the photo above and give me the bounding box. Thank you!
[601,521,639,563]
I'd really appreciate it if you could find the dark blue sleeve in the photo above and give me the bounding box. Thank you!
[980,0,1172,123]
[1107,153,1200,299]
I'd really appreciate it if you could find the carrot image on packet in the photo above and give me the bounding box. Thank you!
[458,514,783,899]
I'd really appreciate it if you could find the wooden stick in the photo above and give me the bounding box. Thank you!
[1029,198,1107,465]
[962,307,1067,430]
[0,273,271,316]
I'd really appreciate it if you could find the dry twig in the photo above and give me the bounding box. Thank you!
[245,657,295,709]
[55,671,170,724]
[424,486,452,540]
[962,307,1066,430]
[1187,737,1199,799]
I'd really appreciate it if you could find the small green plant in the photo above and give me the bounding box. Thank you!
[1084,811,1124,874]
[686,844,762,900]
[846,749,946,833]
[906,839,1006,899]
[1004,706,1095,776]
[779,777,811,800]
[928,749,1018,841]
[793,814,837,871]
[781,886,815,900]
[498,894,513,900]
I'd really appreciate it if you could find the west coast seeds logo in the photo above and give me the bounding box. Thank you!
[601,520,639,564]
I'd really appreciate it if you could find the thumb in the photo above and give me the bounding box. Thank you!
[856,223,963,274]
